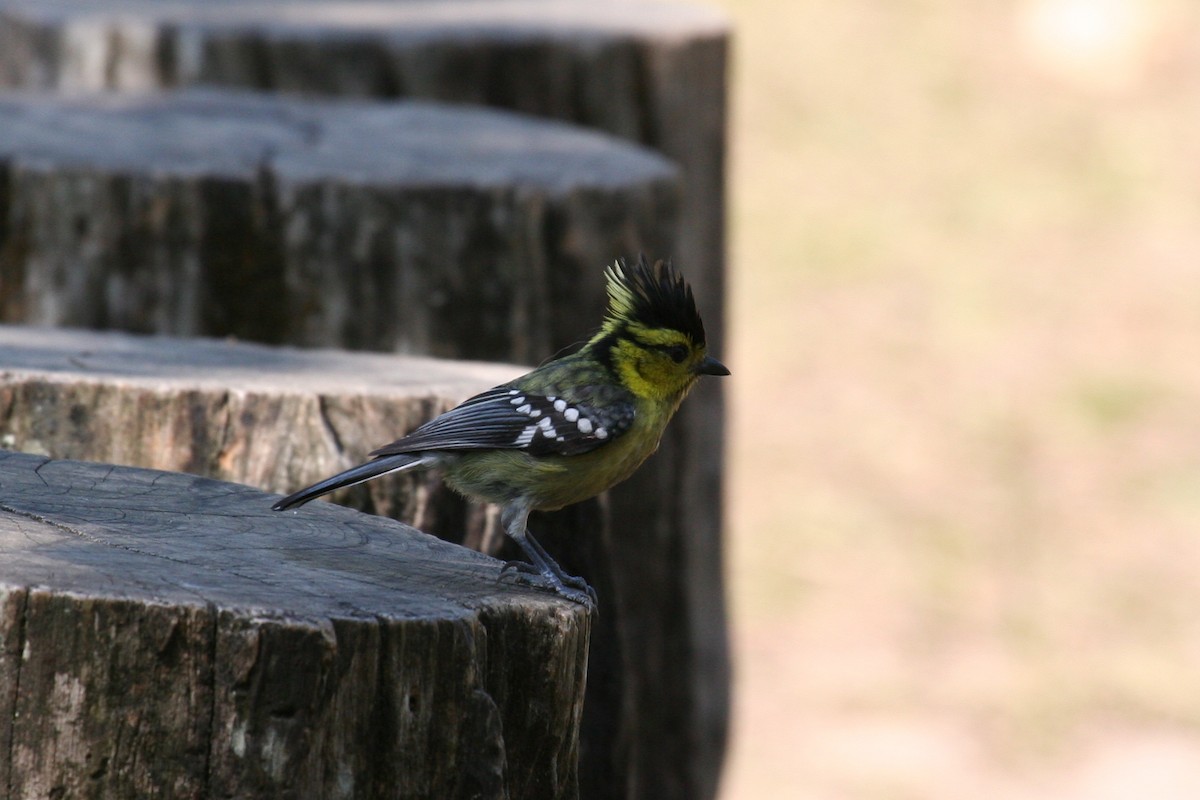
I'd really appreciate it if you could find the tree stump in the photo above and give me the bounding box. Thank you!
[0,0,729,316]
[0,325,636,796]
[0,89,679,364]
[0,3,733,790]
[0,0,728,298]
[0,448,591,799]
[0,323,520,521]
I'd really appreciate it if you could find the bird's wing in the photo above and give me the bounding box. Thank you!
[370,385,637,458]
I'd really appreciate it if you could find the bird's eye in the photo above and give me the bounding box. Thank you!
[666,344,688,363]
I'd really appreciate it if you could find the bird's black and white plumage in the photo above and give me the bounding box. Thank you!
[373,385,636,457]
[273,257,729,607]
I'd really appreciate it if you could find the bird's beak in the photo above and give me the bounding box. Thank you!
[697,355,730,376]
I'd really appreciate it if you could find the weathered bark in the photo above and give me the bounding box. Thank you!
[0,448,591,799]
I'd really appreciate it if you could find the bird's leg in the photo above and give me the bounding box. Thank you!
[520,529,598,600]
[499,503,596,606]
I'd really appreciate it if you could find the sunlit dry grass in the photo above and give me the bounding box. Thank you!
[711,0,1200,797]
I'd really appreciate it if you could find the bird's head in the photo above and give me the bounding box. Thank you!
[591,256,729,401]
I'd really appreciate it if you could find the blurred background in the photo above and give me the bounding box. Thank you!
[712,0,1200,797]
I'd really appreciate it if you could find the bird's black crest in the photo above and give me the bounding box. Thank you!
[603,256,707,345]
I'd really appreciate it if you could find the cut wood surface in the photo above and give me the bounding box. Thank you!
[0,89,679,364]
[0,448,591,799]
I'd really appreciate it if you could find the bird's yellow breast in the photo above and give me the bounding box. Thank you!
[441,397,676,511]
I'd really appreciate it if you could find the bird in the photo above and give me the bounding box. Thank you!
[272,256,729,606]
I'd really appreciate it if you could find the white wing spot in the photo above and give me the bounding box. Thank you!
[577,417,593,434]
[514,425,537,446]
[508,389,519,395]
[554,399,567,412]
[510,395,526,405]
[530,409,541,417]
[596,427,609,439]
[538,417,557,437]
[564,408,580,422]
[516,404,532,415]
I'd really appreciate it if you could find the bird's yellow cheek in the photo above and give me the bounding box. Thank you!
[611,341,693,401]
[633,358,698,400]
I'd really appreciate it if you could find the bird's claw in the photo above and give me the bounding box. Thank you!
[499,561,597,608]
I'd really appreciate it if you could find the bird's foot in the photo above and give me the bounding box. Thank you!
[499,559,593,593]
[500,561,597,608]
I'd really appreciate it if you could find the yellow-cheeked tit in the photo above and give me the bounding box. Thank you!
[273,256,729,606]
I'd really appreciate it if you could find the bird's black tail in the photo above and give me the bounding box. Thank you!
[271,453,429,511]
